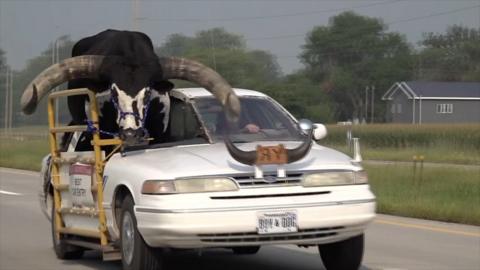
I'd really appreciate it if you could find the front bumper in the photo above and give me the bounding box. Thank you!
[134,186,375,248]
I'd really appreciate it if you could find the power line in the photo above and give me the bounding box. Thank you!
[245,4,480,41]
[387,4,480,26]
[139,0,404,22]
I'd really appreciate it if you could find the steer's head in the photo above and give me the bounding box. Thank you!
[108,81,171,144]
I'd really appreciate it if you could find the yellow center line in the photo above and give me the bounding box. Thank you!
[375,218,480,237]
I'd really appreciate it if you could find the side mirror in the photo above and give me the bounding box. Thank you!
[298,119,313,133]
[313,123,327,140]
[298,119,327,140]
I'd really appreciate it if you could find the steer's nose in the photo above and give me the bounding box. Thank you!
[119,128,145,142]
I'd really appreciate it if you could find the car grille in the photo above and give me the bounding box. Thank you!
[232,173,303,188]
[198,226,343,243]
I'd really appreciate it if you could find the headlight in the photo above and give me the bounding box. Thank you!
[142,178,238,194]
[303,171,368,187]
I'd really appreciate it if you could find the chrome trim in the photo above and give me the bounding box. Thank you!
[210,191,330,200]
[233,174,302,188]
[135,198,375,214]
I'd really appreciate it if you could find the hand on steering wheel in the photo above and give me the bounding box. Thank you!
[243,124,261,133]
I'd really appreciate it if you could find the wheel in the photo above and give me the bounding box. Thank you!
[121,195,163,270]
[318,234,364,270]
[51,200,84,260]
[232,246,261,255]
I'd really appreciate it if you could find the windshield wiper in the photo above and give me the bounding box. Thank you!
[231,140,249,143]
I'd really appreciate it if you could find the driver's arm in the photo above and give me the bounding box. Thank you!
[242,123,260,133]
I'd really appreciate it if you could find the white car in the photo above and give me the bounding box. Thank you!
[40,88,375,270]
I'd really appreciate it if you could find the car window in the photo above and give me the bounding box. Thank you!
[194,96,303,142]
[168,97,202,142]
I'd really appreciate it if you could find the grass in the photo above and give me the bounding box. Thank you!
[365,163,480,225]
[0,136,49,171]
[325,124,480,149]
[323,124,480,165]
[326,144,480,165]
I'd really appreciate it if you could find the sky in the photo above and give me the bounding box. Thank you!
[0,0,479,74]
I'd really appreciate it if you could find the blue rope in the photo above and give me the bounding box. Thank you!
[85,120,118,137]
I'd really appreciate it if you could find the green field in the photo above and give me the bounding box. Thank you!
[0,136,49,171]
[323,124,480,165]
[365,163,480,225]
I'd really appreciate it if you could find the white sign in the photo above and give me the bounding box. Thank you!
[69,163,95,207]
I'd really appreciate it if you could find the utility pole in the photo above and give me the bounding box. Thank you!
[209,30,217,71]
[370,85,375,123]
[365,86,369,123]
[8,69,13,132]
[132,0,140,31]
[4,66,9,134]
[52,38,60,124]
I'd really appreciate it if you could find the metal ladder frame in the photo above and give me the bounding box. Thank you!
[47,88,122,251]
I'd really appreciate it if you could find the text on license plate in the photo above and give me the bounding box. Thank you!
[257,211,298,234]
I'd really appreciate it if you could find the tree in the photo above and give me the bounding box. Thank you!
[14,36,76,126]
[417,25,480,81]
[300,12,414,121]
[156,28,281,89]
[193,28,245,51]
[263,72,335,123]
[156,33,194,57]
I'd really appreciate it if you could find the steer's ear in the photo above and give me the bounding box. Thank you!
[152,80,174,92]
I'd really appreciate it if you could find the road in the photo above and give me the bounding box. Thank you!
[1,168,479,270]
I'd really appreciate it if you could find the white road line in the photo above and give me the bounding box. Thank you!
[0,167,39,176]
[0,190,22,196]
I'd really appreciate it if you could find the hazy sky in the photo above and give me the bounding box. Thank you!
[0,0,479,74]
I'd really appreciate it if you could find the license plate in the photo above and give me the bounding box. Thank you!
[257,211,298,234]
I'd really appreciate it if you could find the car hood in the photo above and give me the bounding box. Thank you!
[105,141,358,180]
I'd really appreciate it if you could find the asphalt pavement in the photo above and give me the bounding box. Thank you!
[1,167,479,270]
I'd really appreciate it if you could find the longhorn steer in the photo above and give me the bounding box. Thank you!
[20,29,312,164]
[20,29,240,146]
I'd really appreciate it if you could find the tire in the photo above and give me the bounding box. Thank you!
[51,201,84,260]
[232,246,261,255]
[318,234,364,270]
[121,195,163,270]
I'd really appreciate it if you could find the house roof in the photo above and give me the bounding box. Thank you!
[382,81,480,100]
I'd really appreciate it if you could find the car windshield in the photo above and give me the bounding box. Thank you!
[193,96,303,143]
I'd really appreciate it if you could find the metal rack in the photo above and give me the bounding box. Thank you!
[47,88,122,260]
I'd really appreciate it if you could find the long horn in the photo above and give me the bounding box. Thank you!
[225,130,313,166]
[286,130,313,163]
[224,138,257,165]
[159,57,240,122]
[20,55,107,114]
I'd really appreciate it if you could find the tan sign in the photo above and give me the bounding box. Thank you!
[256,145,287,165]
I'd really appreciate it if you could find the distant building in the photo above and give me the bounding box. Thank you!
[381,81,480,124]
